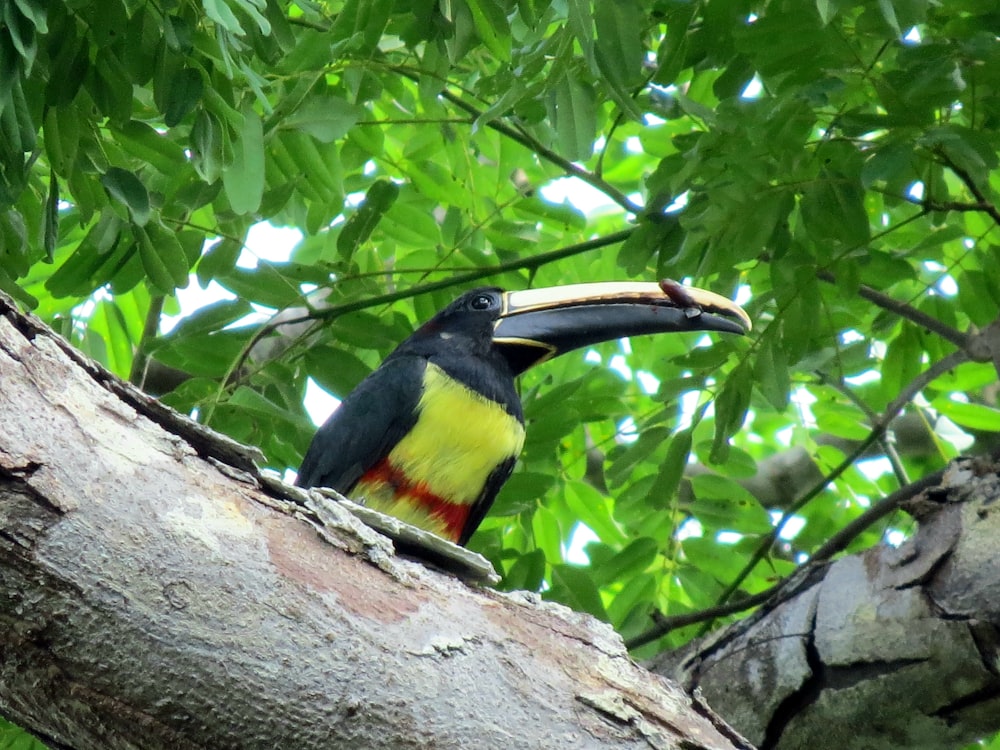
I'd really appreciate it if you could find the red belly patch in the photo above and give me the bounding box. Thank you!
[359,459,472,542]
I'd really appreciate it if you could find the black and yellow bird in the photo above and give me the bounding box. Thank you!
[296,281,750,546]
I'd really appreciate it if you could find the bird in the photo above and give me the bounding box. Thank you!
[296,281,751,546]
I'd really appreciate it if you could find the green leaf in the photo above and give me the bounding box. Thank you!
[42,104,80,178]
[754,332,790,411]
[607,573,656,628]
[136,222,190,293]
[957,269,1000,326]
[164,299,252,338]
[645,428,692,507]
[566,0,595,70]
[710,361,751,464]
[593,0,643,119]
[0,715,50,750]
[405,159,471,209]
[44,211,129,298]
[336,179,399,260]
[229,385,311,427]
[693,442,758,480]
[13,0,48,33]
[216,266,303,308]
[876,0,901,34]
[689,474,771,532]
[593,537,659,586]
[282,95,365,143]
[881,325,922,405]
[163,67,204,127]
[800,169,870,249]
[500,548,546,591]
[0,263,38,307]
[192,108,227,182]
[150,329,252,377]
[304,345,373,398]
[681,537,740,585]
[606,424,672,488]
[511,196,586,230]
[231,0,270,35]
[547,564,608,621]
[814,405,871,441]
[531,502,563,564]
[931,397,1000,432]
[223,101,265,215]
[101,167,151,226]
[113,120,187,176]
[204,0,245,35]
[2,75,35,153]
[551,73,596,162]
[563,481,627,547]
[0,209,28,276]
[197,237,242,285]
[277,130,342,204]
[43,170,57,262]
[329,0,391,54]
[465,0,511,62]
[493,471,555,518]
[617,220,679,277]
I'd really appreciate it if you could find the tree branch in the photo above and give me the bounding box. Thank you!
[218,227,637,397]
[935,150,1000,225]
[813,267,973,350]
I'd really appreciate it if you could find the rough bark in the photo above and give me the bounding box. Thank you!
[0,295,749,749]
[653,455,1000,750]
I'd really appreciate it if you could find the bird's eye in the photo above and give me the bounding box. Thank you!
[471,294,494,310]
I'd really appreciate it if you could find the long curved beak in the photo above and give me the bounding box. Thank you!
[493,281,751,375]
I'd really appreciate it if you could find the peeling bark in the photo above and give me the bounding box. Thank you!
[655,457,1000,750]
[0,298,750,750]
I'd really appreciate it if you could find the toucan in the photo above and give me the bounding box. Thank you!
[296,281,751,546]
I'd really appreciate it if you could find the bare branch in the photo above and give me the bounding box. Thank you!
[936,150,1000,225]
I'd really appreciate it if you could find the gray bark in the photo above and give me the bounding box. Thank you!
[654,455,1000,750]
[0,294,748,749]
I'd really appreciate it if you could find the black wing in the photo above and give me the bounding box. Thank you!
[295,355,425,493]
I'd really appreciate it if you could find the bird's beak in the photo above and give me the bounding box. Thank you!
[493,281,751,375]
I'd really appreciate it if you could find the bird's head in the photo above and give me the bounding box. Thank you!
[408,287,508,358]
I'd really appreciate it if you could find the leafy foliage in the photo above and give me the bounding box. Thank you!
[3,0,1000,744]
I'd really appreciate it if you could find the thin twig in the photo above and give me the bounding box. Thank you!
[625,588,777,650]
[809,469,944,562]
[815,371,910,486]
[936,151,1000,225]
[216,228,638,398]
[920,198,998,215]
[814,268,973,350]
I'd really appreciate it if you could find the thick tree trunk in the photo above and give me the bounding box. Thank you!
[0,295,748,749]
[654,456,1000,750]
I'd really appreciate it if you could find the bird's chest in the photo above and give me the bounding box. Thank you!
[384,362,524,504]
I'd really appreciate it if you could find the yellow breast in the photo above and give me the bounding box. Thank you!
[355,362,525,534]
